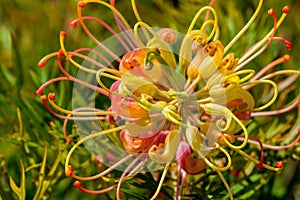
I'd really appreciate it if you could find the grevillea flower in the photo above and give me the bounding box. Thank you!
[37,0,300,199]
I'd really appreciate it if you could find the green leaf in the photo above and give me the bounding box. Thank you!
[32,145,47,200]
[9,159,26,200]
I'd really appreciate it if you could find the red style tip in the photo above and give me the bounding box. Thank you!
[282,6,290,14]
[48,93,56,100]
[36,88,44,95]
[41,95,47,102]
[276,161,284,168]
[38,61,46,68]
[297,127,300,134]
[70,21,78,28]
[74,181,82,188]
[268,9,275,16]
[66,166,73,177]
[286,43,293,50]
[283,55,290,62]
[78,1,86,8]
[60,31,67,38]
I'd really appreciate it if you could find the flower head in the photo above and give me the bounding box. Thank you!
[38,0,299,199]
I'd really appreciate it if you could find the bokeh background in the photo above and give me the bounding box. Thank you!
[0,0,299,199]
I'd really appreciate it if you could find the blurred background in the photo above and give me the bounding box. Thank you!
[0,0,299,199]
